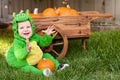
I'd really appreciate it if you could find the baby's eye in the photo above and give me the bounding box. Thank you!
[27,26,31,28]
[19,26,24,29]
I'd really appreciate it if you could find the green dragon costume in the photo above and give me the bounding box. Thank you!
[6,10,60,76]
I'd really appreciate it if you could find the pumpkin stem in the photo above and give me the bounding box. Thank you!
[42,58,46,60]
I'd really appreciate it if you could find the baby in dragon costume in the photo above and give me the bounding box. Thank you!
[6,10,69,77]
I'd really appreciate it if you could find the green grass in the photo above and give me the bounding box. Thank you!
[0,29,120,80]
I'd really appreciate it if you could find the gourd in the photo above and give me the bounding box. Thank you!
[37,58,55,71]
[42,8,58,17]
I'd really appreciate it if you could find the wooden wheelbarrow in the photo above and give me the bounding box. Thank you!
[32,11,112,59]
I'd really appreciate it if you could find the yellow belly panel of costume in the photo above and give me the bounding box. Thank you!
[26,41,43,65]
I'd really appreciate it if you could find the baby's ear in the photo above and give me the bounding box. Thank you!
[25,9,29,16]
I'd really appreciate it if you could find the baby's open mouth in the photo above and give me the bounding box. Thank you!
[23,32,30,35]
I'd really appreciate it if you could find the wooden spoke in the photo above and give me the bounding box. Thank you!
[51,49,59,56]
[52,42,64,46]
[54,32,58,37]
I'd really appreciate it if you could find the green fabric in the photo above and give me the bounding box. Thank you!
[6,11,59,75]
[21,65,44,75]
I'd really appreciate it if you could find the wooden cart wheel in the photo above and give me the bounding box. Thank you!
[36,25,68,59]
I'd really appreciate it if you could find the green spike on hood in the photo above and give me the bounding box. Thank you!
[12,10,35,41]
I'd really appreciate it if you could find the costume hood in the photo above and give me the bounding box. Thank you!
[12,10,35,41]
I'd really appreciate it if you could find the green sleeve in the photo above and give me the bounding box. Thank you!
[13,39,28,60]
[34,34,54,47]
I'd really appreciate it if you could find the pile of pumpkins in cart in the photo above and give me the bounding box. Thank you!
[29,7,80,18]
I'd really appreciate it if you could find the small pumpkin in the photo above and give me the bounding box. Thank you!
[37,58,55,71]
[56,7,79,16]
[29,13,43,18]
[42,8,58,17]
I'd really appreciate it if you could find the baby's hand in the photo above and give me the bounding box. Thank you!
[42,25,56,35]
[26,39,31,52]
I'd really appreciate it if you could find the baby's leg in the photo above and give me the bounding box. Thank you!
[21,65,44,75]
[43,53,60,69]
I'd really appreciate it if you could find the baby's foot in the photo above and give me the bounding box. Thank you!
[43,68,53,77]
[57,64,69,71]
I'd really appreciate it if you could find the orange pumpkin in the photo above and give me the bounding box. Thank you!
[37,58,54,71]
[56,7,79,16]
[29,13,43,18]
[42,8,58,17]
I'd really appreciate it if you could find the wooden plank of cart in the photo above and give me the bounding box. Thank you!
[32,11,112,59]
